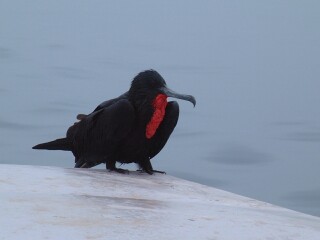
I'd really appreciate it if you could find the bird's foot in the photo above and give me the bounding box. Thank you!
[152,170,166,174]
[108,168,129,174]
[136,169,166,175]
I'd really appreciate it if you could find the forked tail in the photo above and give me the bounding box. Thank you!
[32,138,72,151]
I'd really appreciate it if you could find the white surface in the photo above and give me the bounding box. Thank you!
[0,164,319,240]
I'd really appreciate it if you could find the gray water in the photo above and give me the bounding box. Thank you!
[1,1,320,217]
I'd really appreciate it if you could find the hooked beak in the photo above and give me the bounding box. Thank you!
[160,86,196,107]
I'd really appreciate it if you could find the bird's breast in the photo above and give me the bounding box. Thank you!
[145,94,167,139]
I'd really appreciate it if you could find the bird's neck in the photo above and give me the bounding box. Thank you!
[145,94,168,139]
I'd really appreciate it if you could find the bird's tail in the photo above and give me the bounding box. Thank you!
[32,138,72,151]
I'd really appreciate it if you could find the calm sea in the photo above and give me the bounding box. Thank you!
[1,1,319,217]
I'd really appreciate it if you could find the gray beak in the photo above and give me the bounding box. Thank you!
[160,86,196,107]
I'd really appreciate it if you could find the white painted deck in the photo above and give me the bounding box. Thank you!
[0,164,319,240]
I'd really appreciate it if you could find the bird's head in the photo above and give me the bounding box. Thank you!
[129,70,196,108]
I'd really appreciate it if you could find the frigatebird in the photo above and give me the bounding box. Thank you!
[33,70,196,174]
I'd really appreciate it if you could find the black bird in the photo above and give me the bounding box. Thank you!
[33,70,196,174]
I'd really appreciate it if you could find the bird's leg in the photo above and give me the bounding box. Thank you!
[106,160,129,174]
[138,158,153,175]
[138,159,166,175]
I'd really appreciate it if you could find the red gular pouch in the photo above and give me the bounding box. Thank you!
[145,94,168,139]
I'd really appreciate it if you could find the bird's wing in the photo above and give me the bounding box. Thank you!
[73,99,135,162]
[77,92,129,120]
[93,92,129,112]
